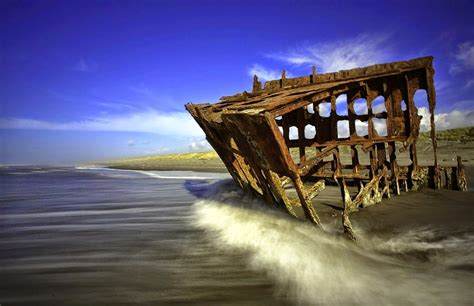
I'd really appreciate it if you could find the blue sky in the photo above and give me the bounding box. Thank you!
[1,0,474,164]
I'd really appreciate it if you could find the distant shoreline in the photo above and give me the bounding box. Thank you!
[102,146,473,174]
[107,164,228,173]
[101,151,228,173]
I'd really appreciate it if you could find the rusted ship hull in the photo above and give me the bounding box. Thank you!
[186,56,467,240]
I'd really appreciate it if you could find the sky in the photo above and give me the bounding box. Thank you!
[1,0,474,165]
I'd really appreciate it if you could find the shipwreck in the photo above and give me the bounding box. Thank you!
[185,56,467,240]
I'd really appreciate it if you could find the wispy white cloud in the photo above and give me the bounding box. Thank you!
[248,64,285,81]
[419,107,474,131]
[348,108,474,137]
[129,85,158,99]
[0,108,204,137]
[72,59,96,72]
[127,139,136,146]
[267,33,393,73]
[189,137,212,151]
[98,102,137,111]
[449,41,474,75]
[464,79,474,89]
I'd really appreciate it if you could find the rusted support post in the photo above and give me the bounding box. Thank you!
[338,178,357,242]
[265,170,298,217]
[456,156,467,191]
[426,66,440,189]
[297,107,306,163]
[281,70,287,88]
[292,174,323,228]
[252,75,262,93]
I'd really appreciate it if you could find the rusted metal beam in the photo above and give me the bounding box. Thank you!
[185,56,467,241]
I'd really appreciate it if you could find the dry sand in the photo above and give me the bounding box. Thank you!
[103,140,474,172]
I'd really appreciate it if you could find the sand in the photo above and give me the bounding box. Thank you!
[102,140,474,173]
[101,138,474,237]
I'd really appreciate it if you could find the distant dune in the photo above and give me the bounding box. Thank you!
[102,151,226,172]
[419,126,474,142]
[103,126,474,172]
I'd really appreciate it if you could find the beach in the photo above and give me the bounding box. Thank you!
[102,134,474,173]
[1,159,473,304]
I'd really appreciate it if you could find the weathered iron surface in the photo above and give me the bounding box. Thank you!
[185,56,468,240]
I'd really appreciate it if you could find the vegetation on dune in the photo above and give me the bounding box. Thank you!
[419,127,474,142]
[108,151,219,163]
[102,150,225,171]
[104,126,473,169]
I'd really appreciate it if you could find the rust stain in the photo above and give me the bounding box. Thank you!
[185,56,468,240]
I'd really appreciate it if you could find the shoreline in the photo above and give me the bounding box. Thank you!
[100,136,474,175]
[106,164,229,173]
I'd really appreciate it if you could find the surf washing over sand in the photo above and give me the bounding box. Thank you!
[191,181,474,305]
[1,166,473,305]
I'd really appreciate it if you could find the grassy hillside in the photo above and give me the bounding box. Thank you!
[102,151,225,172]
[419,127,474,142]
[102,126,474,171]
[108,151,219,163]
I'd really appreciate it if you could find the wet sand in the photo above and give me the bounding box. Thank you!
[103,144,474,245]
[1,166,473,305]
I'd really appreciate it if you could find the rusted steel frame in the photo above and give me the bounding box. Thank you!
[425,66,440,189]
[186,105,250,191]
[298,144,338,176]
[186,56,469,242]
[220,116,280,206]
[456,156,468,191]
[223,111,324,226]
[337,169,386,241]
[383,78,394,138]
[262,113,324,226]
[287,135,407,148]
[280,176,292,187]
[304,168,409,181]
[241,57,435,102]
[366,92,376,186]
[330,93,338,141]
[287,109,375,124]
[217,57,434,110]
[306,172,370,180]
[353,168,387,207]
[338,178,357,242]
[270,84,360,117]
[444,167,453,190]
[292,174,323,228]
[388,142,401,195]
[375,143,387,170]
[264,169,297,217]
[296,107,307,163]
[233,153,264,195]
[289,179,326,207]
[306,180,326,201]
[410,166,428,191]
[347,90,362,192]
[252,75,262,93]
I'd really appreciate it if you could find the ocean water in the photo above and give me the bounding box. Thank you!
[0,166,473,305]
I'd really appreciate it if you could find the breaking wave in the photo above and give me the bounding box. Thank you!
[75,166,228,180]
[191,184,474,305]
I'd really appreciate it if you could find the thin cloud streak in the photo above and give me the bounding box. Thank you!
[248,64,284,81]
[0,109,204,137]
[72,59,96,72]
[266,33,394,73]
[449,41,474,75]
